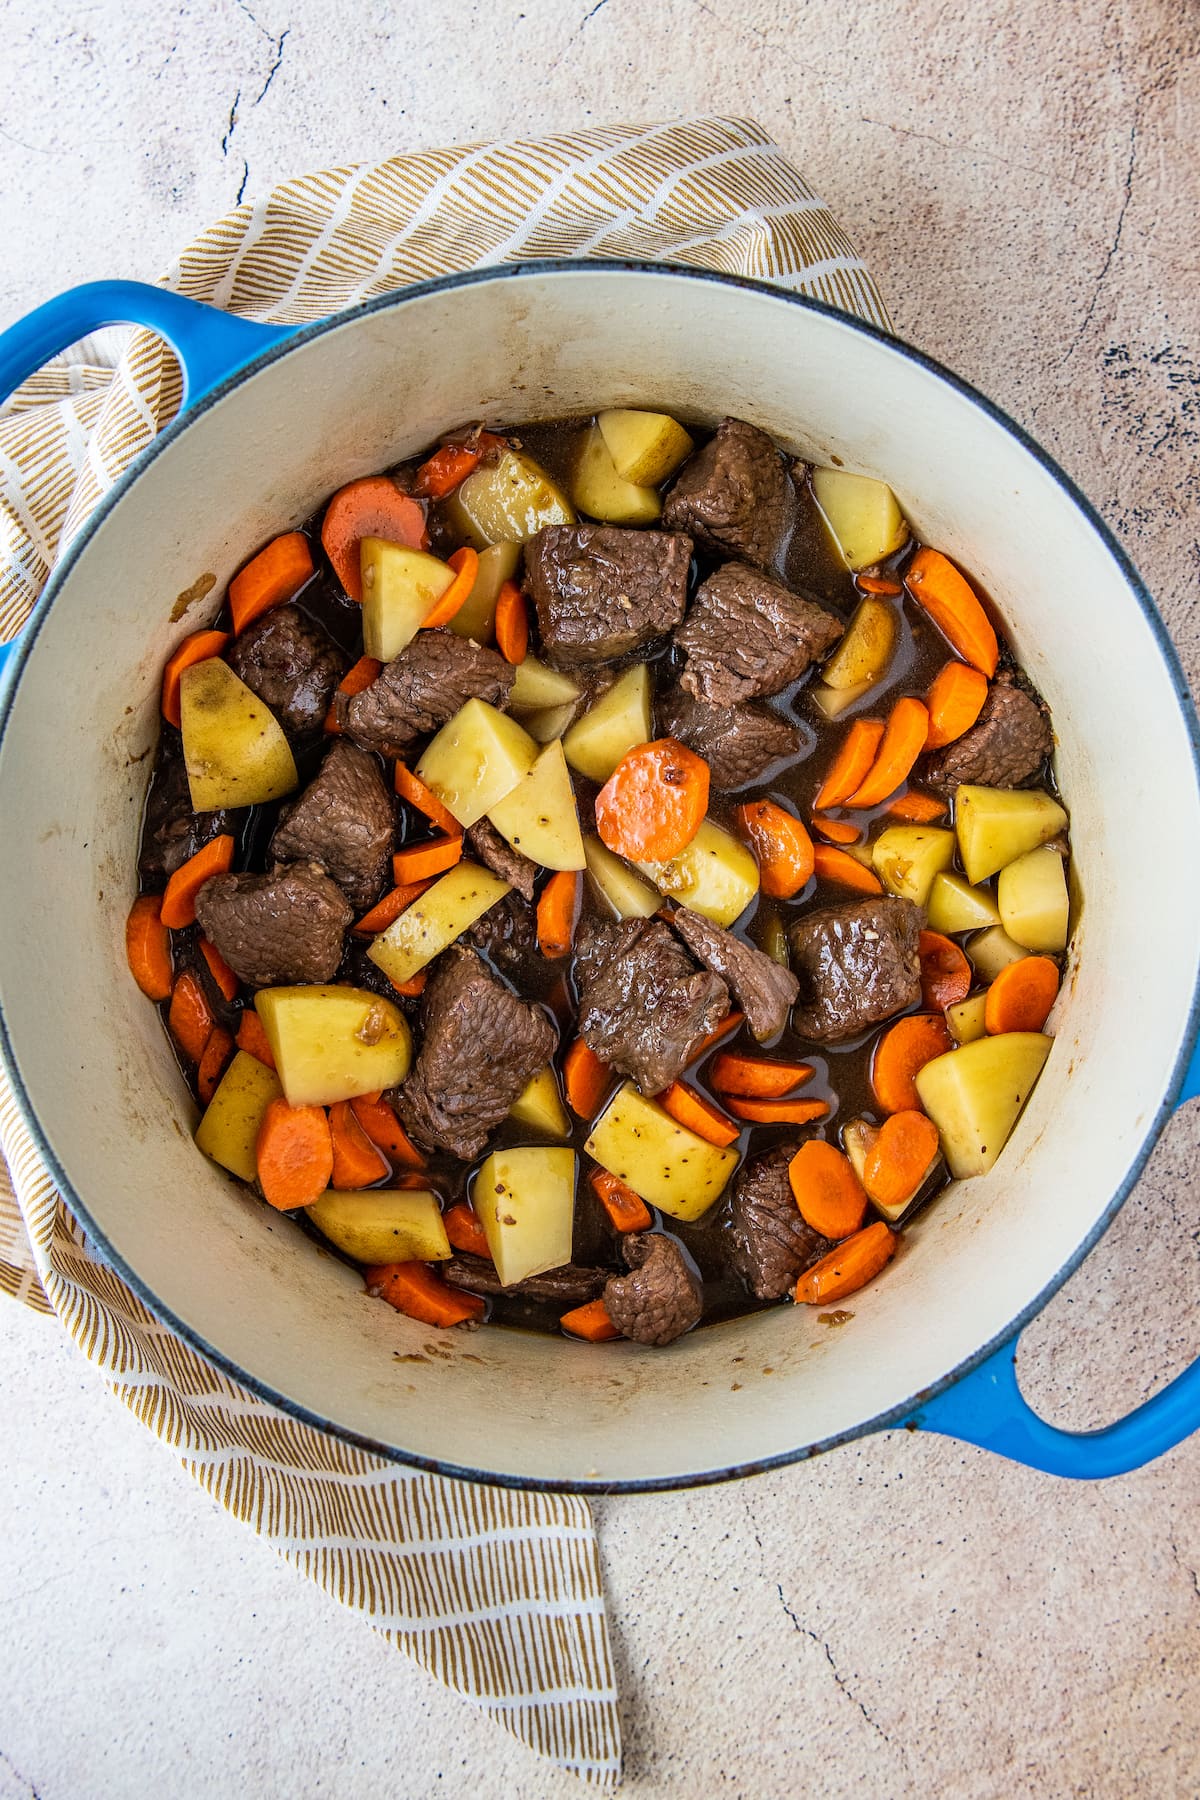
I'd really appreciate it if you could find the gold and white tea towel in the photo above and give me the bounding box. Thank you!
[0,116,889,1786]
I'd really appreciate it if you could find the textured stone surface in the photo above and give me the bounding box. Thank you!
[2,1,1198,1794]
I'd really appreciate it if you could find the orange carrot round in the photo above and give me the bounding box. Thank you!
[228,532,314,634]
[905,546,999,677]
[353,880,432,938]
[537,870,583,959]
[321,477,428,602]
[733,799,814,898]
[788,1139,868,1239]
[686,1011,745,1065]
[862,1110,940,1211]
[924,660,989,750]
[590,1169,652,1234]
[595,739,709,862]
[197,1026,235,1106]
[255,1098,333,1210]
[413,442,483,499]
[494,580,529,663]
[657,1081,740,1147]
[349,1094,427,1168]
[795,1221,897,1304]
[855,575,903,597]
[422,546,479,629]
[443,1201,493,1258]
[812,843,883,894]
[885,789,948,823]
[324,656,383,734]
[918,930,973,1011]
[161,630,230,728]
[159,834,236,929]
[125,896,173,1001]
[870,1014,953,1114]
[710,1053,814,1099]
[236,1009,277,1070]
[725,1096,829,1125]
[385,971,428,999]
[392,835,463,885]
[810,816,862,846]
[329,1101,390,1189]
[394,763,463,837]
[845,696,929,807]
[984,956,1060,1034]
[560,1298,621,1341]
[564,1038,611,1118]
[814,718,885,811]
[364,1261,484,1327]
[167,971,216,1065]
[198,936,240,1001]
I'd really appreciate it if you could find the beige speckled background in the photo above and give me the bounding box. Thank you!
[1,2,1198,1795]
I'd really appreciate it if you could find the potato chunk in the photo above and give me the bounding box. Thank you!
[572,424,662,525]
[360,540,455,661]
[254,986,412,1108]
[180,657,298,812]
[914,1032,1052,1178]
[509,1065,571,1139]
[307,1188,451,1265]
[448,540,520,643]
[508,656,582,713]
[583,835,661,920]
[955,785,1068,885]
[523,701,579,744]
[637,819,759,927]
[997,845,1069,951]
[809,678,873,720]
[810,467,909,571]
[926,872,1001,934]
[820,596,898,691]
[367,861,511,986]
[443,449,575,548]
[474,1147,576,1287]
[562,665,652,782]
[596,409,694,485]
[946,993,989,1044]
[586,1082,738,1221]
[417,698,537,827]
[488,740,586,871]
[194,1050,282,1181]
[871,825,956,908]
[967,924,1031,982]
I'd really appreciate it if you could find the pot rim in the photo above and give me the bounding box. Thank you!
[2,257,1198,1492]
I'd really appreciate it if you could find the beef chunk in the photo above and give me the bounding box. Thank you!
[789,896,923,1044]
[671,907,799,1043]
[466,817,538,901]
[396,948,557,1159]
[920,671,1053,793]
[138,733,232,887]
[574,916,728,1096]
[727,1144,831,1300]
[343,630,514,753]
[659,684,802,791]
[525,524,691,665]
[603,1234,702,1346]
[675,561,842,706]
[194,864,352,987]
[661,417,795,571]
[225,604,346,740]
[441,1256,608,1306]
[268,740,394,911]
[466,891,537,971]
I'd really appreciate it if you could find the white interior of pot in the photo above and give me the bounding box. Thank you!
[1,267,1197,1488]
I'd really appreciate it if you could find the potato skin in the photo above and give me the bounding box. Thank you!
[308,1189,451,1265]
[180,658,298,811]
[914,1032,1052,1178]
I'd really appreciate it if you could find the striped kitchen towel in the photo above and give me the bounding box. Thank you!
[0,115,888,1786]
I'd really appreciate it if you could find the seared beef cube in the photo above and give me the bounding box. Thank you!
[675,561,842,706]
[441,1257,609,1306]
[789,896,923,1044]
[525,524,691,665]
[603,1233,702,1346]
[920,671,1053,793]
[268,740,394,911]
[671,907,799,1043]
[573,916,728,1096]
[466,817,538,901]
[194,864,352,987]
[662,417,795,571]
[396,948,557,1159]
[467,891,537,971]
[344,630,514,753]
[727,1144,831,1300]
[139,733,232,886]
[659,684,802,791]
[225,604,346,740]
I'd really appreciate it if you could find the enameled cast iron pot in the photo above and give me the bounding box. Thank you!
[1,264,1199,1490]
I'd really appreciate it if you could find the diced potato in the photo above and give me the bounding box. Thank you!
[368,861,511,986]
[637,819,759,928]
[955,785,1068,885]
[997,845,1069,952]
[307,1188,451,1265]
[583,835,661,920]
[443,449,575,548]
[509,656,582,713]
[524,701,579,744]
[474,1147,576,1287]
[562,665,652,782]
[811,467,909,571]
[194,1050,282,1181]
[572,423,662,525]
[417,698,537,826]
[926,871,1001,934]
[254,986,412,1108]
[509,1065,571,1139]
[946,992,989,1044]
[967,924,1031,982]
[914,1032,1052,1179]
[180,658,298,812]
[809,678,872,720]
[586,1082,738,1222]
[488,740,586,871]
[448,540,520,643]
[596,409,694,486]
[871,826,956,908]
[820,596,898,691]
[841,1117,877,1188]
[360,540,455,661]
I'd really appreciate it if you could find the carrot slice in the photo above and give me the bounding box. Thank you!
[159,834,236,930]
[596,739,710,863]
[905,546,999,677]
[125,896,173,1001]
[256,1098,333,1210]
[385,971,428,999]
[812,843,883,894]
[328,1101,390,1189]
[657,1081,740,1147]
[814,719,885,811]
[710,1053,814,1099]
[352,880,432,938]
[564,1038,611,1119]
[537,870,583,959]
[364,1261,484,1327]
[590,1169,652,1234]
[788,1139,869,1238]
[885,790,948,822]
[321,478,428,602]
[228,532,314,635]
[494,580,529,664]
[687,1010,745,1064]
[560,1298,621,1341]
[197,1026,235,1106]
[810,816,862,846]
[413,442,483,499]
[856,575,903,596]
[984,955,1060,1034]
[394,763,462,837]
[236,1009,276,1070]
[845,696,929,807]
[862,1110,940,1211]
[870,1014,953,1114]
[925,660,989,751]
[167,971,216,1065]
[918,930,973,1011]
[725,1096,829,1125]
[349,1094,427,1168]
[392,836,463,885]
[733,799,813,899]
[422,546,479,630]
[443,1201,492,1259]
[161,630,230,728]
[795,1221,897,1304]
[198,936,239,1001]
[324,655,383,734]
